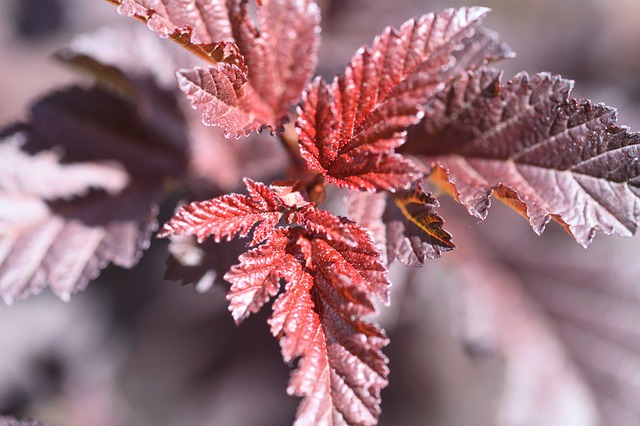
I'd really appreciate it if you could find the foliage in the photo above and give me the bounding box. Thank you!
[1,1,639,425]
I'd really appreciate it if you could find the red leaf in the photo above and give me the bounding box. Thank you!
[111,0,321,137]
[269,228,389,425]
[225,230,289,323]
[180,0,320,136]
[158,178,283,245]
[296,7,490,192]
[230,0,320,120]
[405,69,640,246]
[296,208,391,304]
[171,179,392,423]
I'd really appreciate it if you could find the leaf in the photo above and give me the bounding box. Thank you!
[452,203,640,425]
[0,82,188,303]
[298,210,391,305]
[177,64,274,137]
[405,69,640,246]
[107,0,241,65]
[448,26,515,76]
[450,244,601,426]
[269,227,389,426]
[296,7,491,192]
[384,184,454,266]
[470,216,640,425]
[178,0,320,136]
[347,186,455,267]
[56,27,289,201]
[159,178,283,245]
[111,0,321,137]
[0,135,128,200]
[0,132,160,304]
[225,230,289,322]
[0,417,45,426]
[56,26,183,93]
[162,179,390,424]
[30,86,189,179]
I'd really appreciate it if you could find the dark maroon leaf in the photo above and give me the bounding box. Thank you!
[296,7,491,192]
[30,86,189,179]
[0,131,160,304]
[0,81,189,303]
[405,69,640,246]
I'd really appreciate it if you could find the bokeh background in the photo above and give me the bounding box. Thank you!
[1,0,639,425]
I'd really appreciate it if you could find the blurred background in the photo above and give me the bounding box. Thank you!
[1,0,639,425]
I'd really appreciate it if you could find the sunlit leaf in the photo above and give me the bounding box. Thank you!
[405,69,640,246]
[110,0,321,136]
[296,7,491,192]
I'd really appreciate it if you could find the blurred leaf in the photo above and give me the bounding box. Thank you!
[0,82,189,303]
[0,134,159,304]
[0,417,45,426]
[454,252,600,426]
[474,219,640,425]
[56,26,183,92]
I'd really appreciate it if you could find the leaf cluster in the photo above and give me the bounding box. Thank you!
[1,1,640,425]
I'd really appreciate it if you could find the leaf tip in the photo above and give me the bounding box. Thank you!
[156,225,173,239]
